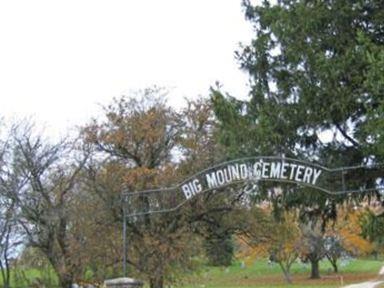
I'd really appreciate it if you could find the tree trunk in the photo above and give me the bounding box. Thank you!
[46,246,74,288]
[279,263,292,284]
[0,260,11,288]
[326,255,338,273]
[58,272,74,288]
[331,261,338,273]
[150,275,164,288]
[310,259,320,279]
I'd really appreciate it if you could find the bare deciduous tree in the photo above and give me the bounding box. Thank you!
[0,128,23,288]
[5,123,88,288]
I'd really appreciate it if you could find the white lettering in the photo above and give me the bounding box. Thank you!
[270,162,281,178]
[230,164,240,180]
[182,184,193,199]
[223,168,232,183]
[186,161,324,200]
[312,169,322,185]
[289,164,297,180]
[253,162,262,178]
[302,167,313,183]
[240,164,248,179]
[182,178,202,199]
[192,179,202,193]
[216,170,225,185]
[295,165,305,182]
[281,162,289,179]
[262,162,270,178]
[206,173,218,189]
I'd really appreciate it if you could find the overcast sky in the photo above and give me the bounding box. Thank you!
[0,0,253,138]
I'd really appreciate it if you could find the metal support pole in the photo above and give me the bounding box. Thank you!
[341,170,346,192]
[123,204,127,277]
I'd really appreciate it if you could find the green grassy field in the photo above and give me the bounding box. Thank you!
[181,258,384,288]
[1,258,382,287]
[0,267,58,287]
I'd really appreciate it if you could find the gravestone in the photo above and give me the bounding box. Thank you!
[104,277,143,288]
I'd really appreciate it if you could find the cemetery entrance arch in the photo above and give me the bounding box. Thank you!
[121,156,384,275]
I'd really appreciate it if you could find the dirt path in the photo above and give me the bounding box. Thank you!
[343,266,384,288]
[343,280,383,288]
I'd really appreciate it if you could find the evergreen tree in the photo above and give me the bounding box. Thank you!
[212,0,384,278]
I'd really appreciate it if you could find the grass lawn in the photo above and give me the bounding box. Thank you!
[2,258,382,287]
[181,258,384,288]
[0,268,58,287]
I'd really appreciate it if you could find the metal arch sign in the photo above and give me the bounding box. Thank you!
[122,156,384,217]
[180,158,322,199]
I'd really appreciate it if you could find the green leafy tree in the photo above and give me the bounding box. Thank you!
[212,0,384,278]
[178,98,239,267]
[359,209,384,259]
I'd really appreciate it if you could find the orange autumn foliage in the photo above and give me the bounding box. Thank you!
[326,208,373,256]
